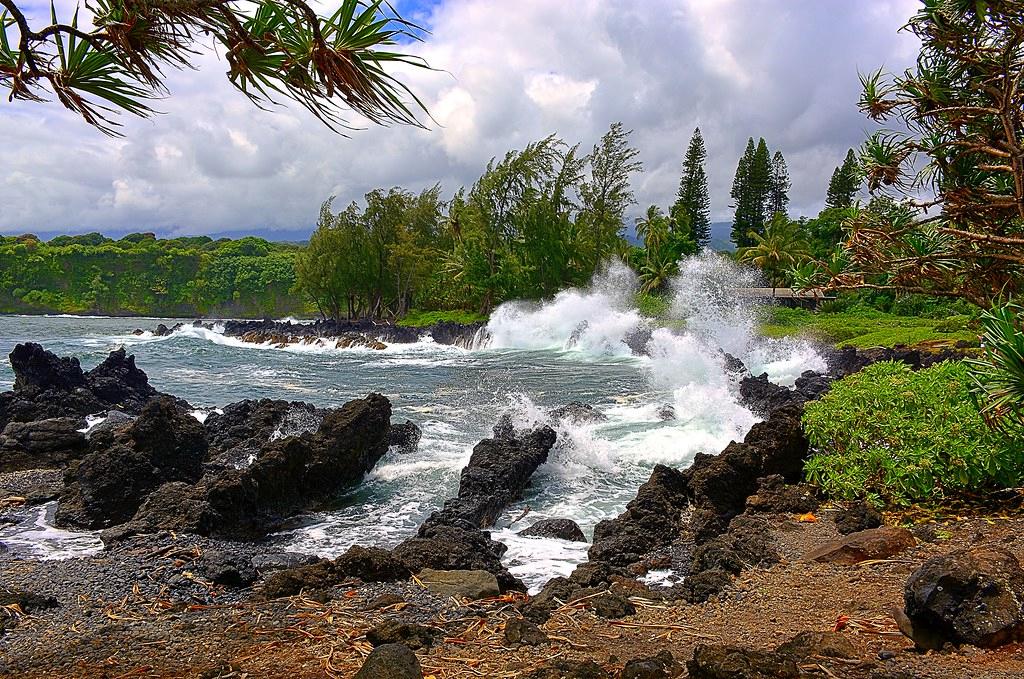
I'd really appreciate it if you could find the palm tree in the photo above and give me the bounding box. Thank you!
[0,0,432,135]
[738,213,811,292]
[635,205,669,253]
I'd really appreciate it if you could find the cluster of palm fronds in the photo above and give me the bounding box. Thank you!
[970,303,1024,438]
[0,0,430,134]
[802,0,1024,307]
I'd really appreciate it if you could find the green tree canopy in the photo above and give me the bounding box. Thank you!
[825,149,861,210]
[670,127,711,247]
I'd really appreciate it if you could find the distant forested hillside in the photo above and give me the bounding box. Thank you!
[0,233,307,317]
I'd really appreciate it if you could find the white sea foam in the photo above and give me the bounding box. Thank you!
[0,504,103,560]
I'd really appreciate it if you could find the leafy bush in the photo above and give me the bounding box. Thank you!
[969,303,1024,438]
[397,309,488,327]
[636,292,671,318]
[761,307,978,348]
[803,361,1024,505]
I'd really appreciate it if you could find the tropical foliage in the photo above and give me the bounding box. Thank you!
[969,303,1024,437]
[803,361,1024,505]
[0,232,302,316]
[0,0,430,134]
[737,213,809,288]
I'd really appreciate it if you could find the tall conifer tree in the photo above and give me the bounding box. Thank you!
[671,128,712,247]
[825,149,861,209]
[730,138,756,248]
[768,150,790,217]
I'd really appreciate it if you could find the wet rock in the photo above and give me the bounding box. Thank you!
[0,417,88,472]
[775,631,857,659]
[504,616,548,646]
[834,501,883,535]
[366,620,439,650]
[620,650,683,678]
[569,562,614,588]
[721,353,747,375]
[900,546,1024,649]
[394,523,521,592]
[416,568,500,600]
[744,475,819,514]
[519,518,586,542]
[550,402,608,424]
[793,370,832,401]
[738,373,803,416]
[335,545,411,582]
[684,405,807,517]
[804,527,915,565]
[111,394,392,540]
[354,643,421,679]
[527,659,610,679]
[197,550,257,588]
[153,323,172,336]
[9,342,87,393]
[204,399,322,466]
[86,410,134,439]
[85,347,158,412]
[386,420,422,455]
[656,404,676,421]
[56,397,208,529]
[424,426,557,529]
[686,645,800,679]
[589,465,688,568]
[250,552,319,573]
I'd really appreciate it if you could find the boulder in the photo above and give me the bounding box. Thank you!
[549,402,608,424]
[775,631,857,659]
[354,643,421,679]
[522,577,579,623]
[424,426,557,529]
[686,645,800,679]
[9,343,87,393]
[620,650,683,679]
[84,348,157,411]
[365,620,439,650]
[504,617,548,646]
[691,515,779,576]
[258,545,409,599]
[416,568,500,600]
[899,546,1024,649]
[744,475,819,514]
[386,420,422,455]
[55,397,208,529]
[527,659,610,679]
[204,399,322,466]
[109,394,392,540]
[738,373,803,416]
[656,404,676,421]
[680,570,732,603]
[0,417,88,472]
[588,465,688,568]
[394,524,521,592]
[86,410,135,439]
[519,518,586,542]
[804,527,915,565]
[197,550,257,588]
[834,501,883,535]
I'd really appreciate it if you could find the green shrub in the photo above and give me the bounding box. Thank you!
[803,361,1024,506]
[636,292,671,318]
[397,309,489,327]
[968,303,1024,438]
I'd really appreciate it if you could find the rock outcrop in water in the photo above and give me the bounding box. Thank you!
[0,344,180,465]
[204,399,325,468]
[106,393,393,541]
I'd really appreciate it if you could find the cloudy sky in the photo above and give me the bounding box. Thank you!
[0,0,920,238]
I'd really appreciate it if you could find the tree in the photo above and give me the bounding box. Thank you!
[731,137,772,248]
[825,149,861,209]
[579,122,643,264]
[800,2,1024,307]
[635,205,697,293]
[738,213,811,290]
[670,127,711,247]
[0,0,430,135]
[768,150,790,217]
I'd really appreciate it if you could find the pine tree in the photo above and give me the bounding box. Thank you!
[749,138,772,224]
[825,149,861,209]
[768,150,790,217]
[730,138,756,248]
[670,128,711,247]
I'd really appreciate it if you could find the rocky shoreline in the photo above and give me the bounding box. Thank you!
[2,340,1021,678]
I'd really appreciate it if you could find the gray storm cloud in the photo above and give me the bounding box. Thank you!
[0,0,920,235]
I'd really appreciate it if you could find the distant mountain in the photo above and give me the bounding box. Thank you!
[7,227,313,244]
[709,221,735,252]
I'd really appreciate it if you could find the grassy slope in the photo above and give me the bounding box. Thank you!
[760,307,979,348]
[396,309,489,327]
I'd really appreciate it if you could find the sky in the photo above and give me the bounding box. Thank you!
[0,0,921,239]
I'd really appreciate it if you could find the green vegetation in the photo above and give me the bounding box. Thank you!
[0,233,305,317]
[969,304,1024,438]
[761,307,978,349]
[803,361,1024,506]
[396,310,488,328]
[670,128,711,248]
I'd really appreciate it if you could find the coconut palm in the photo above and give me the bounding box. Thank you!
[0,0,431,135]
[738,213,811,291]
[635,205,669,253]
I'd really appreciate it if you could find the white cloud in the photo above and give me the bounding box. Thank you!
[0,0,921,235]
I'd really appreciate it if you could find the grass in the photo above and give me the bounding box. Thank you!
[760,307,980,348]
[397,309,489,327]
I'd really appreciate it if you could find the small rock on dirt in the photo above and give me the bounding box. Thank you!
[687,644,801,679]
[354,643,421,679]
[365,620,438,650]
[803,527,915,565]
[417,568,500,600]
[504,617,548,645]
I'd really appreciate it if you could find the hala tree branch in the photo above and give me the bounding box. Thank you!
[0,0,432,135]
